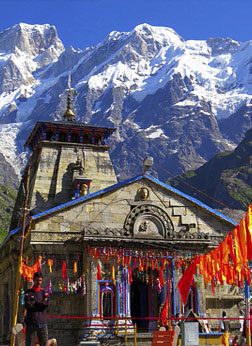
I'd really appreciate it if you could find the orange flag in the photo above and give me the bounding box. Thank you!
[238,219,247,265]
[233,227,244,272]
[221,236,230,266]
[245,209,252,261]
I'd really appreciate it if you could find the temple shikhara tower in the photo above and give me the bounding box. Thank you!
[0,78,242,345]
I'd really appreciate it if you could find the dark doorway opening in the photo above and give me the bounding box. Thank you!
[130,269,161,331]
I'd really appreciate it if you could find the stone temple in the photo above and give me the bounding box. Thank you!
[0,92,242,345]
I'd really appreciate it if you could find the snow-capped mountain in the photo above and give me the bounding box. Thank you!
[1,22,252,183]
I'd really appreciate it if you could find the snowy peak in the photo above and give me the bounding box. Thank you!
[0,23,64,58]
[131,23,184,45]
[207,37,240,55]
[1,23,252,181]
[0,23,64,94]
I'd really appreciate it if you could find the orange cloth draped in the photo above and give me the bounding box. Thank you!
[73,261,77,274]
[21,257,41,282]
[178,256,200,305]
[245,209,252,260]
[233,227,245,272]
[177,205,252,304]
[48,259,53,273]
[211,247,220,274]
[238,219,247,265]
[112,265,115,285]
[221,237,230,265]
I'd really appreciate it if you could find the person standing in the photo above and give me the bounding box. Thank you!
[219,311,230,332]
[24,272,49,346]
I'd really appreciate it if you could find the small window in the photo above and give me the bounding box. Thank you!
[59,132,67,142]
[46,130,55,141]
[71,132,80,143]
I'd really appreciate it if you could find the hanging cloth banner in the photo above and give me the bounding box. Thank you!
[62,261,67,279]
[97,263,102,280]
[177,256,200,305]
[73,261,77,274]
[112,265,115,285]
[48,259,53,273]
[21,256,41,282]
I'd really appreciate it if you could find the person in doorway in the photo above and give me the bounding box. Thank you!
[219,311,230,332]
[24,272,49,346]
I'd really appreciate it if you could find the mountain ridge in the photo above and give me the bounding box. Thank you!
[0,22,252,181]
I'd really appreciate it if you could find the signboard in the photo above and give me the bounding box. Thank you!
[182,322,199,346]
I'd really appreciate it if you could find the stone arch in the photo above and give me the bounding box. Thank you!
[124,204,174,238]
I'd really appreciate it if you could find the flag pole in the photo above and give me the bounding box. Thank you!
[245,280,251,346]
[10,165,30,346]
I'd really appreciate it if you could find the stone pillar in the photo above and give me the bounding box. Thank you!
[90,259,98,317]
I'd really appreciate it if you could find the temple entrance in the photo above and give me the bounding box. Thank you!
[130,269,161,331]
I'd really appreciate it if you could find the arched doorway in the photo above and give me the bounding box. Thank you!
[102,290,114,318]
[99,284,116,318]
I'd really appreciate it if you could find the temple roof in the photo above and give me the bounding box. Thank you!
[24,120,116,147]
[2,173,237,249]
[24,174,238,225]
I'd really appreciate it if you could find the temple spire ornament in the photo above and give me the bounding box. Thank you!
[63,72,76,121]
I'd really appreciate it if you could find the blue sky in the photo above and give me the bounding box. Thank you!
[1,0,252,49]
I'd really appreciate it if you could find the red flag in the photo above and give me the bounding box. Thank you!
[159,268,164,288]
[97,263,102,280]
[161,287,170,326]
[62,260,66,279]
[178,257,200,305]
[128,267,132,285]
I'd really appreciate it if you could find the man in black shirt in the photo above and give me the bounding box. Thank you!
[24,272,49,346]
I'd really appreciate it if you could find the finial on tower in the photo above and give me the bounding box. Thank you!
[63,72,76,121]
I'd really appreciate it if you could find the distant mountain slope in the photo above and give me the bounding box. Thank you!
[0,153,18,242]
[0,186,17,243]
[169,127,252,211]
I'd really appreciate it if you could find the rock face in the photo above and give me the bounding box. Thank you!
[1,23,252,184]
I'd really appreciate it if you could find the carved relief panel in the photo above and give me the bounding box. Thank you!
[124,204,174,238]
